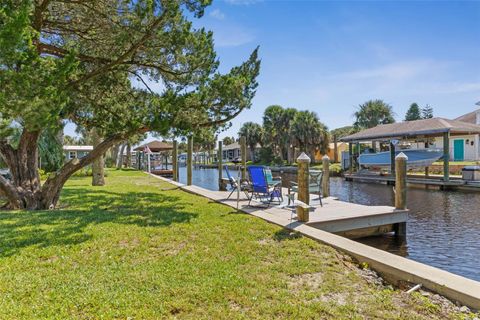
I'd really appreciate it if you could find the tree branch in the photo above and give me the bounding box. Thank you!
[72,12,168,85]
[0,174,22,209]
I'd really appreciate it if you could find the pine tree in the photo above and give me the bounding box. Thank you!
[405,103,422,121]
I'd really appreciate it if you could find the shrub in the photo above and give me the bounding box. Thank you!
[330,163,342,174]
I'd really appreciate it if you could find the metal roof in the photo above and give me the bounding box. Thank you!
[134,140,173,152]
[455,109,480,124]
[63,145,94,151]
[341,118,480,142]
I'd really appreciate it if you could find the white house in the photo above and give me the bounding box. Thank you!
[63,145,94,161]
[221,142,261,162]
[439,108,480,161]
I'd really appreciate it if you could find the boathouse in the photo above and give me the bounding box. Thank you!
[340,117,480,184]
[134,140,173,173]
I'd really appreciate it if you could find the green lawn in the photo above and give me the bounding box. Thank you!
[0,170,470,319]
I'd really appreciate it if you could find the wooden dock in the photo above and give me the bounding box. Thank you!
[181,184,407,239]
[343,173,477,190]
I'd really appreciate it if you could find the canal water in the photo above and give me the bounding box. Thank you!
[177,167,480,282]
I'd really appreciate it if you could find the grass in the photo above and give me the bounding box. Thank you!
[0,169,472,319]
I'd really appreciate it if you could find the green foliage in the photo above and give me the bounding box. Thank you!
[238,122,263,160]
[291,110,329,160]
[330,126,355,139]
[422,104,434,119]
[0,3,260,149]
[354,100,395,130]
[222,136,235,146]
[38,128,64,172]
[258,146,274,164]
[405,103,422,121]
[330,163,342,174]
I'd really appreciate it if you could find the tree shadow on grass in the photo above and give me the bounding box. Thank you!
[273,229,303,242]
[0,188,197,258]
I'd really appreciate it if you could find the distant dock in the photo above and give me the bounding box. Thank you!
[344,173,480,191]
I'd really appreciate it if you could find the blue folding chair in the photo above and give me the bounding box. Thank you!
[247,166,283,207]
[225,167,251,200]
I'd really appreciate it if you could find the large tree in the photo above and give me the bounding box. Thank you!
[0,1,260,209]
[404,103,422,121]
[330,126,355,139]
[262,105,285,159]
[354,100,395,130]
[291,111,329,162]
[238,122,262,161]
[422,104,434,119]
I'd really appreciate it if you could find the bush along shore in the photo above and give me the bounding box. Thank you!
[0,169,477,319]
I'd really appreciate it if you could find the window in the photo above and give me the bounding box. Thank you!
[68,151,77,159]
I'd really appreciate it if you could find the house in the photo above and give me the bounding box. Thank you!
[63,145,93,161]
[222,142,261,162]
[315,142,349,163]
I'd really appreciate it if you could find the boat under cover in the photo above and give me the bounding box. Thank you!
[359,149,444,168]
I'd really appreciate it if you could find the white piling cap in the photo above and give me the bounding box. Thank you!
[322,155,330,160]
[297,152,311,163]
[395,152,408,160]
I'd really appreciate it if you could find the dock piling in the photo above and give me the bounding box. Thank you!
[395,152,407,210]
[297,152,311,222]
[218,141,225,191]
[322,155,330,198]
[394,152,407,236]
[240,136,247,181]
[187,136,193,186]
[172,140,178,182]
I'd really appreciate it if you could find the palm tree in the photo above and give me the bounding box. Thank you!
[279,108,298,163]
[238,122,263,161]
[291,111,329,162]
[354,99,395,130]
[262,105,285,159]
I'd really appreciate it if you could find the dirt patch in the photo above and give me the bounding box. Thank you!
[118,238,140,249]
[287,272,324,291]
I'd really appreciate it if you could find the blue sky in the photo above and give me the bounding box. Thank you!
[65,0,480,141]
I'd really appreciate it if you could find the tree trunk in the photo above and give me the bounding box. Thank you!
[287,141,293,164]
[125,143,131,168]
[91,129,105,186]
[117,143,126,169]
[0,129,126,210]
[111,143,120,167]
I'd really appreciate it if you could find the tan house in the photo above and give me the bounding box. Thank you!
[314,142,349,163]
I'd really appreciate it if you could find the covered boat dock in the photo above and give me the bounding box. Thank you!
[340,118,480,189]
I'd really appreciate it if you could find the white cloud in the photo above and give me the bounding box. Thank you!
[209,9,225,20]
[337,60,440,82]
[213,25,254,47]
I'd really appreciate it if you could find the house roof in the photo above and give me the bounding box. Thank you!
[341,118,480,142]
[455,109,480,124]
[63,145,94,151]
[223,142,261,150]
[134,140,173,152]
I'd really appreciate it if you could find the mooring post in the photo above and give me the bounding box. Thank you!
[443,131,450,182]
[333,135,338,163]
[390,142,396,175]
[348,142,353,174]
[322,155,330,198]
[218,141,226,191]
[240,136,247,181]
[187,136,193,186]
[172,140,178,182]
[297,152,311,222]
[394,152,407,236]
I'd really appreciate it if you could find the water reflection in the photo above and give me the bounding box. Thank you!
[178,167,480,281]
